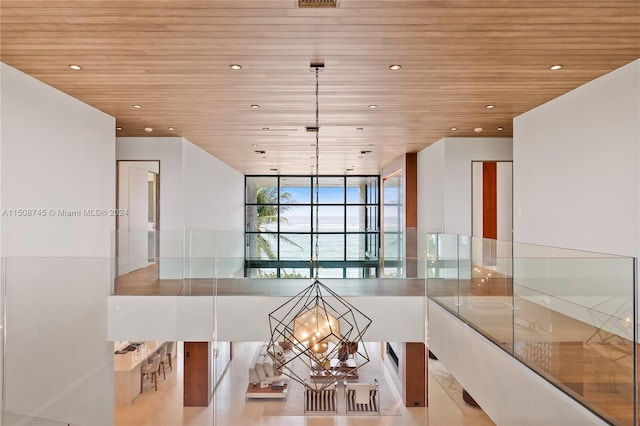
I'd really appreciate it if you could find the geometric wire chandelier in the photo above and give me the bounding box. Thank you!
[267,62,373,392]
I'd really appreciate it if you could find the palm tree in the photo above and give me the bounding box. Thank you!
[254,186,300,260]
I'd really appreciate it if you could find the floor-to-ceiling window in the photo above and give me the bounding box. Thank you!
[245,175,380,278]
[382,173,403,277]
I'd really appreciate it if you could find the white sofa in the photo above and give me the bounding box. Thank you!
[248,342,289,386]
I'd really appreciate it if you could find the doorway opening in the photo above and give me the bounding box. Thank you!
[116,160,160,278]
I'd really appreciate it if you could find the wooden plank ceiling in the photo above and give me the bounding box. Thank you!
[2,0,639,174]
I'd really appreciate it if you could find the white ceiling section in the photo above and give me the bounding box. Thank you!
[2,0,638,174]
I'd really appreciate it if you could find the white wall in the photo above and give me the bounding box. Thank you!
[116,137,245,278]
[513,59,640,258]
[1,63,115,425]
[418,141,446,233]
[429,301,607,426]
[497,163,513,241]
[182,141,244,277]
[418,138,513,278]
[418,137,513,235]
[513,59,640,333]
[116,138,184,231]
[117,137,185,278]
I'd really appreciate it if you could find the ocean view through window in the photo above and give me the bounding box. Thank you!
[245,175,381,278]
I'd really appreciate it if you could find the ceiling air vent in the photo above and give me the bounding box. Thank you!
[298,0,338,8]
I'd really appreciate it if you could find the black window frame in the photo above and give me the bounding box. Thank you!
[244,175,381,278]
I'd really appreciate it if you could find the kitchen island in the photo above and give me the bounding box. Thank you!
[114,341,167,406]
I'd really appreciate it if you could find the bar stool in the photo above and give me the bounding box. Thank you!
[157,346,167,380]
[165,342,175,371]
[140,356,161,392]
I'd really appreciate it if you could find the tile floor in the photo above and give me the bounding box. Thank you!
[115,342,494,426]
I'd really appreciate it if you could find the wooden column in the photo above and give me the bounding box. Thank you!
[183,342,211,407]
[405,153,418,278]
[403,342,427,407]
[482,161,497,239]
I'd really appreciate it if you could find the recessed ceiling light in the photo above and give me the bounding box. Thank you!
[550,64,563,70]
[389,64,402,70]
[144,127,153,133]
[474,127,483,133]
[69,64,82,70]
[346,168,355,172]
[356,127,364,131]
[497,127,504,131]
[116,127,123,131]
[168,127,175,131]
[485,105,495,109]
[251,104,260,109]
[229,64,242,70]
[368,105,377,109]
[254,150,266,154]
[270,168,278,172]
[262,127,270,131]
[450,127,457,131]
[132,104,142,109]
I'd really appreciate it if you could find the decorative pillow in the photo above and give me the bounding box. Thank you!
[263,359,275,377]
[274,352,286,375]
[255,361,267,381]
[260,345,269,356]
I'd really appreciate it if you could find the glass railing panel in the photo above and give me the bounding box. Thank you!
[211,276,426,298]
[187,230,244,264]
[4,257,111,426]
[182,257,217,295]
[426,234,637,425]
[113,255,426,297]
[3,411,77,425]
[458,236,514,352]
[113,229,245,278]
[512,244,635,426]
[112,256,221,296]
[113,230,186,279]
[113,256,184,295]
[0,259,4,426]
[426,233,461,315]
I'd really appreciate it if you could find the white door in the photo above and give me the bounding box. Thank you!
[118,163,150,274]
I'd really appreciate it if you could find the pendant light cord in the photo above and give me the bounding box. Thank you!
[313,66,320,280]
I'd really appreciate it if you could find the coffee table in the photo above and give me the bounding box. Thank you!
[245,383,288,400]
